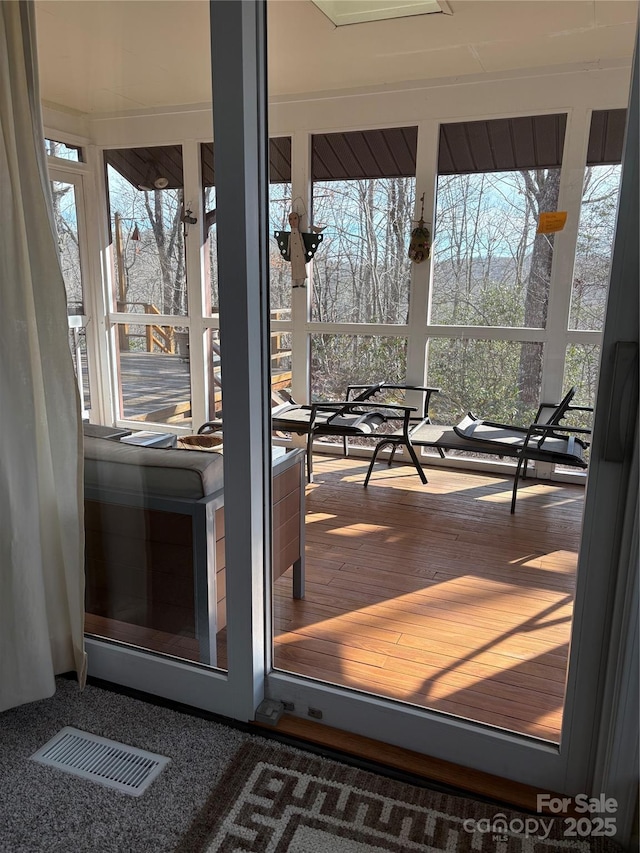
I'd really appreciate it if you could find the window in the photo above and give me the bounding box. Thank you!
[204,182,218,311]
[269,181,293,315]
[570,110,626,331]
[51,180,83,312]
[426,338,542,427]
[570,165,621,331]
[432,170,563,328]
[426,114,568,421]
[201,138,292,315]
[311,334,407,400]
[564,343,600,418]
[311,128,417,325]
[431,115,567,329]
[105,146,187,316]
[50,176,90,414]
[268,137,293,316]
[115,323,192,426]
[45,137,83,162]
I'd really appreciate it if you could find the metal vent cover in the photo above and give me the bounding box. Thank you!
[31,727,170,796]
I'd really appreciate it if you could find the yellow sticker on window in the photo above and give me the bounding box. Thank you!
[537,211,568,234]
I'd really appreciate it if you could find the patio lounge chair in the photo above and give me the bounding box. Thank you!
[272,383,440,483]
[365,387,592,512]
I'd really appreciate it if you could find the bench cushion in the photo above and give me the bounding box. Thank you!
[84,436,224,499]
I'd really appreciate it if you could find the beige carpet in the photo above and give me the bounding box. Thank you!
[176,741,622,853]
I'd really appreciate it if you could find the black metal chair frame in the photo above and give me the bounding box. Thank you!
[365,387,593,512]
[272,383,440,483]
[273,400,416,483]
[353,384,440,483]
[508,418,591,512]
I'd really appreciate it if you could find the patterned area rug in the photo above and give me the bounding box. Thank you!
[175,741,622,852]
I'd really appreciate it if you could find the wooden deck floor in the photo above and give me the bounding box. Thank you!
[273,454,582,742]
[86,454,583,743]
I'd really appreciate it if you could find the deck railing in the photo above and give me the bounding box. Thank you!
[116,301,176,354]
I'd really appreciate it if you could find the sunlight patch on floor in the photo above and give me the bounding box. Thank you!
[539,495,582,509]
[537,550,580,570]
[478,488,518,503]
[306,511,338,523]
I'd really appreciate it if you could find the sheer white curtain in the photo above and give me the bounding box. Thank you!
[0,0,86,711]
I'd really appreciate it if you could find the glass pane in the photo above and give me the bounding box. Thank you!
[311,179,414,324]
[431,170,562,328]
[106,154,187,316]
[207,327,222,418]
[68,325,91,414]
[276,331,581,743]
[271,330,292,402]
[116,323,192,426]
[270,181,292,314]
[209,328,290,414]
[202,143,292,316]
[51,179,89,413]
[559,343,599,470]
[51,180,83,312]
[45,138,83,162]
[570,164,622,331]
[204,184,219,312]
[85,498,227,670]
[564,343,600,426]
[84,21,226,673]
[426,338,543,427]
[311,334,407,400]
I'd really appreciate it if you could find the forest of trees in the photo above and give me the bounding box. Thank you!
[51,149,621,430]
[309,165,620,426]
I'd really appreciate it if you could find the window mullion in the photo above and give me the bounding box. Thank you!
[541,107,591,402]
[407,120,439,387]
[183,139,208,429]
[290,131,312,404]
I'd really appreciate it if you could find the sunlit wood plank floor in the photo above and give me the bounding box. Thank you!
[273,454,583,743]
[86,453,583,743]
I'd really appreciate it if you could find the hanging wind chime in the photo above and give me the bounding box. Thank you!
[408,193,431,264]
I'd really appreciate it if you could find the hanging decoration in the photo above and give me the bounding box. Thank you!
[180,202,198,238]
[408,193,431,264]
[131,222,141,255]
[274,202,325,288]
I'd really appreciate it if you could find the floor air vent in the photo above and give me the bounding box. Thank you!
[31,727,170,796]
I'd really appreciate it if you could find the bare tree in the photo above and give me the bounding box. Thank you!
[107,166,187,322]
[50,181,83,311]
[143,189,185,315]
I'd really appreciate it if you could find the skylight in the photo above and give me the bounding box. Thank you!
[311,0,451,27]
